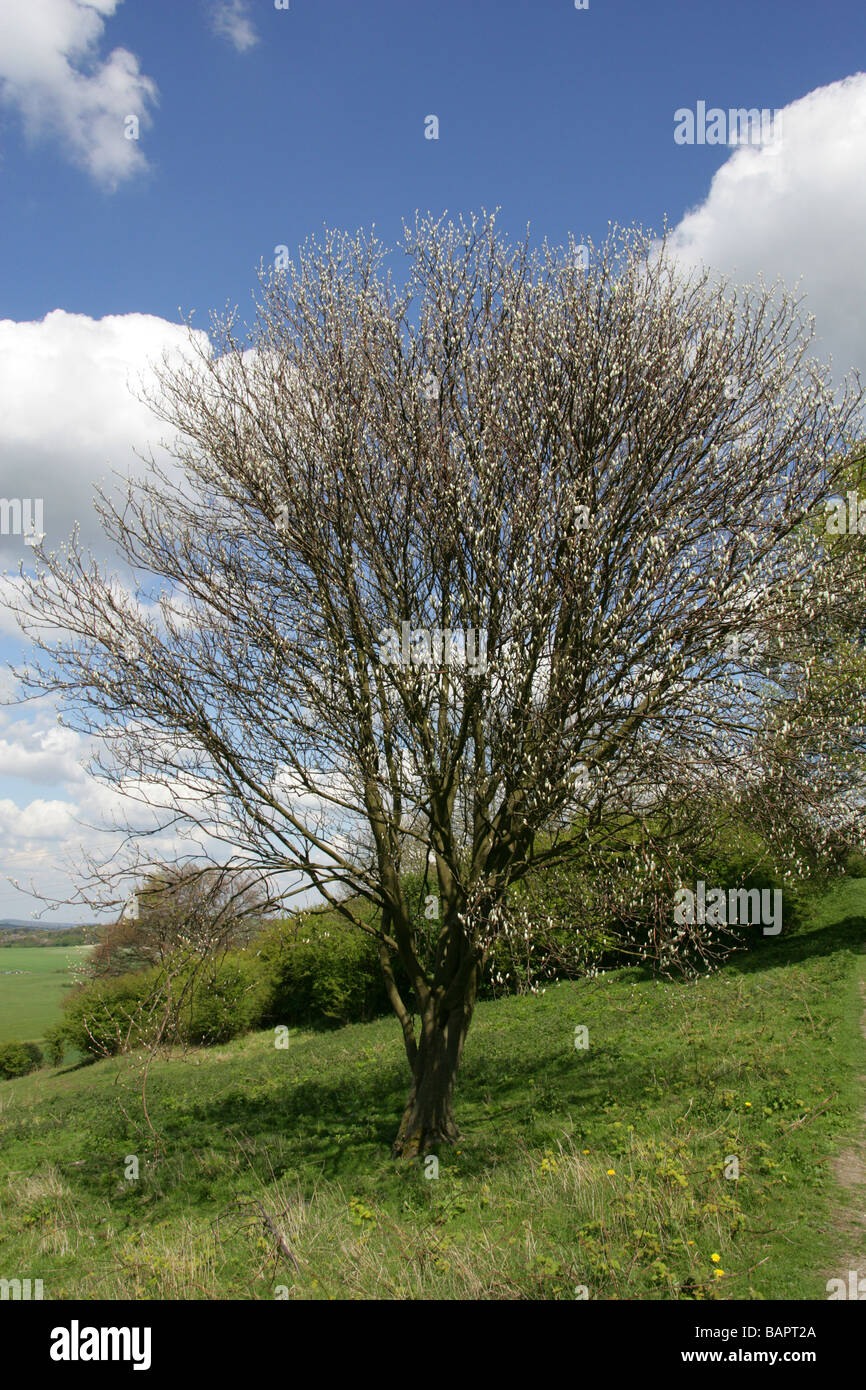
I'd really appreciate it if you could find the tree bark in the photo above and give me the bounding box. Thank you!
[391,995,474,1158]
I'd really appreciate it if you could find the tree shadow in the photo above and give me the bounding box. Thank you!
[117,913,866,1181]
[620,914,866,987]
[158,1056,411,1177]
[720,915,866,977]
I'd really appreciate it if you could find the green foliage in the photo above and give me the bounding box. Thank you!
[0,925,97,948]
[53,954,273,1055]
[675,812,833,946]
[559,809,830,976]
[54,970,162,1058]
[0,1040,44,1079]
[256,914,393,1028]
[844,849,866,878]
[180,956,271,1045]
[44,1027,67,1067]
[49,908,400,1058]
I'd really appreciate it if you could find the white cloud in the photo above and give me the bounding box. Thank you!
[212,0,259,54]
[667,73,866,381]
[0,307,225,918]
[0,308,207,566]
[0,796,80,842]
[0,0,157,188]
[0,724,87,786]
[0,714,224,918]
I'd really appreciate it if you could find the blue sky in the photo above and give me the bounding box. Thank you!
[0,0,857,324]
[0,0,864,920]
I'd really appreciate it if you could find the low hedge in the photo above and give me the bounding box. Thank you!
[0,1040,43,1079]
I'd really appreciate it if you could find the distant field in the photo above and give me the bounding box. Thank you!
[0,945,92,1044]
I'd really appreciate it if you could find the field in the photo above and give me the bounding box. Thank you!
[0,882,864,1299]
[0,945,93,1045]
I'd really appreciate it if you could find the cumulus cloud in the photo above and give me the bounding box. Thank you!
[0,725,87,786]
[0,699,223,919]
[0,699,96,914]
[0,307,244,918]
[667,73,866,381]
[211,0,259,54]
[0,0,157,188]
[0,308,207,567]
[0,796,81,842]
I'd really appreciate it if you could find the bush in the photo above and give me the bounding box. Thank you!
[469,808,827,991]
[56,970,161,1058]
[180,954,270,1044]
[54,952,271,1056]
[44,1027,67,1067]
[256,912,394,1028]
[845,849,866,878]
[0,1040,43,1079]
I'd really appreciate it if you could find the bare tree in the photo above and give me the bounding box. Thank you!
[8,212,865,1155]
[89,863,270,978]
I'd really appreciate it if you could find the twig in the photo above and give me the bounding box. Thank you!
[779,1091,838,1135]
[257,1202,301,1271]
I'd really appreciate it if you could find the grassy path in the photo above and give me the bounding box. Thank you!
[826,944,866,1297]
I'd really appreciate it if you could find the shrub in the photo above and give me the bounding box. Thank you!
[256,912,393,1028]
[55,969,162,1058]
[845,849,866,879]
[44,1027,67,1067]
[0,1040,44,1079]
[179,954,270,1044]
[54,953,271,1056]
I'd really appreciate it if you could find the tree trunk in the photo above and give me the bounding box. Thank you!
[391,999,472,1158]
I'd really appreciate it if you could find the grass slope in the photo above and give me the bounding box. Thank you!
[0,884,864,1300]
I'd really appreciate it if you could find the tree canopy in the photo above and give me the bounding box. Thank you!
[10,212,865,1153]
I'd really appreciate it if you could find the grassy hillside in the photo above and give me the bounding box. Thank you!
[0,944,93,1045]
[0,883,864,1300]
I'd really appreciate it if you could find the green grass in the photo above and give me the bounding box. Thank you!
[0,945,93,1045]
[0,884,864,1300]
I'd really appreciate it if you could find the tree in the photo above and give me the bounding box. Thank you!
[88,864,270,978]
[733,437,866,867]
[9,213,864,1155]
